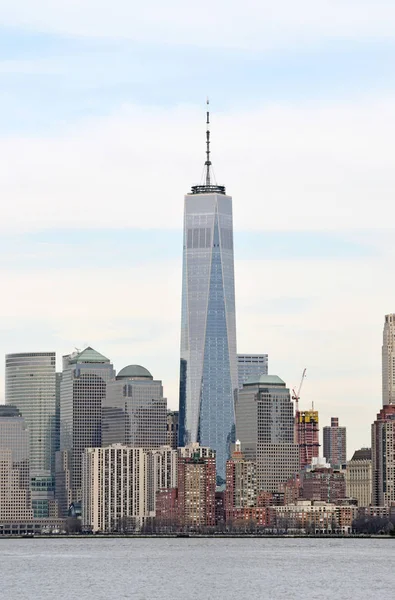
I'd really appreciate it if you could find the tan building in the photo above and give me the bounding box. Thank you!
[345,448,372,507]
[82,445,148,532]
[371,405,395,506]
[0,449,33,521]
[225,440,257,521]
[177,443,216,528]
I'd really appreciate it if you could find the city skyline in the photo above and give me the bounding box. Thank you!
[2,2,395,461]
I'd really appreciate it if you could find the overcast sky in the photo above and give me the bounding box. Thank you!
[1,1,395,457]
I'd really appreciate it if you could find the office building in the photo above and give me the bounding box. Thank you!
[371,405,395,506]
[167,410,179,449]
[237,354,268,388]
[103,364,167,448]
[323,417,347,465]
[235,375,299,493]
[82,445,148,532]
[296,409,320,469]
[225,440,257,522]
[58,347,115,509]
[179,105,238,485]
[0,406,32,521]
[346,448,372,508]
[382,313,395,405]
[5,352,57,517]
[177,443,216,528]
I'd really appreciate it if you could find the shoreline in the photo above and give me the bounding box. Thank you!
[1,533,394,540]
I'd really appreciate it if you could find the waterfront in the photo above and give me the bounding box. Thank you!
[1,538,393,599]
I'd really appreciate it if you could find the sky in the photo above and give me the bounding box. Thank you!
[1,0,395,457]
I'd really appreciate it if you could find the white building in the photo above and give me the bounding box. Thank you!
[146,446,178,514]
[82,445,148,532]
[382,313,395,405]
[346,448,372,508]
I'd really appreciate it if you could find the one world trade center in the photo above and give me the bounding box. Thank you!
[179,103,238,484]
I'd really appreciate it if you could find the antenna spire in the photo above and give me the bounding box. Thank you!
[205,97,211,186]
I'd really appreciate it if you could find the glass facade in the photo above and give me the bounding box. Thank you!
[179,192,238,484]
[5,352,56,476]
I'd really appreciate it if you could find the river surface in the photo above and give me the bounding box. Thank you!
[0,537,393,599]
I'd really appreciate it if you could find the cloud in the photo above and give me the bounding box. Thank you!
[1,1,395,50]
[1,99,394,233]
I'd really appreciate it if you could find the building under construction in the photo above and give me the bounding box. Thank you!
[296,410,320,470]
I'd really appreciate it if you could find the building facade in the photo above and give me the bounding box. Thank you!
[225,440,257,522]
[5,352,57,517]
[82,444,148,532]
[177,443,216,528]
[301,459,346,504]
[323,417,347,465]
[237,354,268,388]
[166,410,179,449]
[103,364,167,449]
[382,313,395,405]
[296,409,320,469]
[236,375,299,493]
[0,406,32,521]
[146,445,178,514]
[179,108,238,485]
[345,448,372,508]
[371,405,395,506]
[58,347,115,510]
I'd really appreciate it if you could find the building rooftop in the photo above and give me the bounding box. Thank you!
[69,346,110,364]
[243,374,286,387]
[351,448,372,461]
[0,405,21,418]
[116,365,153,380]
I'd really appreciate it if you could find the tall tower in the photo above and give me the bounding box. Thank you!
[179,102,238,485]
[382,313,395,405]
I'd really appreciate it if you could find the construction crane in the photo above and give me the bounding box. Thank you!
[292,368,307,414]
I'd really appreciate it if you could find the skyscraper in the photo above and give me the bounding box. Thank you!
[371,405,395,506]
[177,443,216,528]
[179,103,238,484]
[237,354,268,388]
[296,409,320,469]
[345,448,372,508]
[5,352,57,517]
[58,346,115,508]
[382,313,395,405]
[235,375,299,493]
[323,417,347,466]
[103,364,167,449]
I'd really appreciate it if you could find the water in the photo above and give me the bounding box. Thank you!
[0,537,393,600]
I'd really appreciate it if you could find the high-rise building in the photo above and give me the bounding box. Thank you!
[371,405,395,506]
[58,347,115,509]
[179,105,238,485]
[82,444,148,532]
[5,352,57,517]
[323,417,347,466]
[177,443,216,528]
[235,375,299,493]
[296,409,320,469]
[103,364,167,448]
[382,313,395,405]
[166,410,179,449]
[237,354,268,388]
[225,440,257,522]
[146,445,178,514]
[0,406,32,521]
[346,448,372,508]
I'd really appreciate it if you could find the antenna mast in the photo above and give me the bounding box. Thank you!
[205,97,211,186]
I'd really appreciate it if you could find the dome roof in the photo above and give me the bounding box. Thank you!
[116,365,153,380]
[244,374,286,387]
